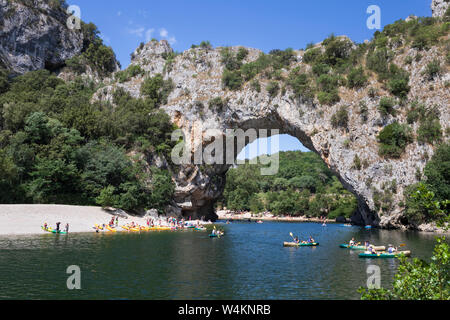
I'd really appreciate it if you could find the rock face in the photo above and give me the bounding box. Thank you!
[92,38,449,228]
[0,0,83,75]
[431,0,450,17]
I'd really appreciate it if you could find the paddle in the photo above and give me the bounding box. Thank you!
[289,232,296,242]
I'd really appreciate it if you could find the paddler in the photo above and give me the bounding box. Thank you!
[65,223,69,233]
[387,244,397,254]
[294,236,300,244]
[349,238,356,246]
[368,245,377,254]
[44,222,48,230]
[308,236,315,243]
[56,222,61,232]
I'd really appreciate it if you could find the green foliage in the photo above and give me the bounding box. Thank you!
[378,96,397,117]
[286,68,314,101]
[316,74,341,105]
[0,68,176,212]
[0,68,8,94]
[208,97,225,112]
[423,59,442,80]
[404,183,448,225]
[222,69,243,91]
[377,122,413,158]
[266,81,280,98]
[360,237,449,300]
[387,64,410,98]
[115,65,144,83]
[347,67,368,88]
[140,73,174,105]
[331,106,349,129]
[424,143,450,202]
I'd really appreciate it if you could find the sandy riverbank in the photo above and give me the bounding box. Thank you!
[216,210,338,223]
[0,205,208,236]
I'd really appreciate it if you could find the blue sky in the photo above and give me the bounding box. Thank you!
[70,0,432,157]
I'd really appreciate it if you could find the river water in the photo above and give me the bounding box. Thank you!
[0,221,442,300]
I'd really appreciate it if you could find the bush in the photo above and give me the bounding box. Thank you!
[423,59,441,80]
[222,69,243,91]
[347,67,368,88]
[266,81,280,98]
[140,74,174,105]
[331,106,349,129]
[208,97,225,112]
[377,122,413,158]
[387,64,410,98]
[418,118,442,145]
[378,96,397,117]
[303,48,322,64]
[317,90,340,105]
[287,69,314,100]
[424,142,450,202]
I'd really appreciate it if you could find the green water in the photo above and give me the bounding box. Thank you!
[0,222,443,300]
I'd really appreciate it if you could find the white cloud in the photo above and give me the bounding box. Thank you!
[168,36,177,45]
[128,27,145,38]
[159,28,169,38]
[117,11,122,16]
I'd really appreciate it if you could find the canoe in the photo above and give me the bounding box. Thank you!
[209,233,224,238]
[195,227,207,231]
[339,244,386,251]
[42,226,67,234]
[284,242,319,247]
[359,251,411,259]
[121,225,130,231]
[106,225,117,232]
[94,224,104,230]
[130,227,141,232]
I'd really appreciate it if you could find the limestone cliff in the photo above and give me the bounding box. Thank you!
[0,0,84,74]
[93,28,449,229]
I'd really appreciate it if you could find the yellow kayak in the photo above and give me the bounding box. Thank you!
[121,225,130,231]
[130,227,140,232]
[94,224,104,230]
[106,225,117,232]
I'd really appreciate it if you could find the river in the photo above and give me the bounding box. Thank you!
[0,221,442,300]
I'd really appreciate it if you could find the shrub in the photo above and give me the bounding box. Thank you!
[287,69,314,100]
[140,74,174,105]
[303,48,322,64]
[418,118,442,145]
[312,63,330,76]
[331,106,349,129]
[250,80,261,92]
[208,97,225,112]
[378,96,397,117]
[359,101,369,122]
[266,81,280,98]
[424,142,450,202]
[347,67,368,89]
[387,64,410,98]
[317,90,340,105]
[352,154,362,170]
[366,47,392,80]
[377,122,413,158]
[423,59,441,80]
[0,68,9,94]
[222,69,243,91]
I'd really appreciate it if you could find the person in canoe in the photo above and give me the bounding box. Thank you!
[44,222,48,230]
[56,222,61,233]
[364,240,370,248]
[349,238,356,246]
[308,236,315,243]
[294,236,300,244]
[65,223,69,233]
[367,245,378,254]
[387,244,397,254]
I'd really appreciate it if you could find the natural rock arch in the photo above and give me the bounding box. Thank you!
[92,39,448,228]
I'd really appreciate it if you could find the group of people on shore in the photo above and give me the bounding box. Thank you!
[43,222,69,233]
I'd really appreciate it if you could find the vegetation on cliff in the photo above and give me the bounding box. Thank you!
[0,69,175,213]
